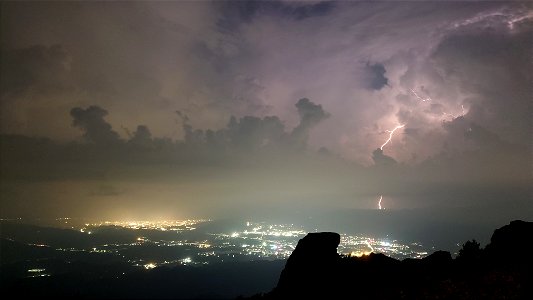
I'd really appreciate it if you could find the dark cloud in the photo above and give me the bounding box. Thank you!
[70,106,120,144]
[291,98,329,148]
[429,23,533,145]
[441,116,513,154]
[0,44,71,95]
[174,98,327,154]
[371,148,397,166]
[217,0,336,28]
[2,98,328,170]
[362,62,389,90]
[279,1,336,21]
[226,115,286,152]
[129,125,153,149]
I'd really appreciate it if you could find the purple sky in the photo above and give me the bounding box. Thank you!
[1,1,531,224]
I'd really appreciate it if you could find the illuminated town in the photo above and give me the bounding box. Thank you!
[0,217,434,279]
[15,218,433,272]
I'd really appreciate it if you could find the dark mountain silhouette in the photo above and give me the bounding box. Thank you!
[252,220,533,299]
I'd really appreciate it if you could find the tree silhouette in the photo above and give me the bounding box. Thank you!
[457,239,482,261]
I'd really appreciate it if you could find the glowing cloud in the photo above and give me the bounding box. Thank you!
[442,104,466,120]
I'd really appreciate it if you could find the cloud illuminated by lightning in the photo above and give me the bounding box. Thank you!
[508,11,533,29]
[410,88,468,122]
[451,10,533,31]
[411,87,469,122]
[442,104,466,120]
[380,125,405,150]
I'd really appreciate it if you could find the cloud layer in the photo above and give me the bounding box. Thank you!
[0,1,531,222]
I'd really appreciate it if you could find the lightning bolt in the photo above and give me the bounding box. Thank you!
[410,88,467,121]
[410,88,472,126]
[376,125,404,212]
[410,89,431,102]
[371,91,466,214]
[380,124,405,150]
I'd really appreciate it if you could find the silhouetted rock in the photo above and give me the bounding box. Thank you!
[264,220,533,299]
[364,251,399,265]
[423,250,452,264]
[485,220,533,265]
[282,232,340,264]
[275,232,340,297]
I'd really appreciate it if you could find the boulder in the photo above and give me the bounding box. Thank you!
[485,220,533,265]
[274,232,340,297]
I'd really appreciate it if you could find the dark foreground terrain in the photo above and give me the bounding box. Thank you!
[255,220,533,299]
[2,220,532,299]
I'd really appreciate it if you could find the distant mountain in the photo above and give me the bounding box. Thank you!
[252,220,533,299]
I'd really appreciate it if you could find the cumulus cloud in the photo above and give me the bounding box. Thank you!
[428,24,532,145]
[2,1,530,161]
[291,98,329,148]
[129,125,153,149]
[175,98,329,154]
[70,106,120,144]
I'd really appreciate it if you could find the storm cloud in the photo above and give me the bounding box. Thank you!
[0,1,531,226]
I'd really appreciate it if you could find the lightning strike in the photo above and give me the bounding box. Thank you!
[410,86,469,122]
[380,125,405,150]
[378,195,383,210]
[410,89,432,102]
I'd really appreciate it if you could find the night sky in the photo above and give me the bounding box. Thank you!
[1,1,531,227]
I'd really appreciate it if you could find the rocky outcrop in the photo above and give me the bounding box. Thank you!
[261,220,533,300]
[274,232,340,297]
[485,220,533,265]
[422,250,453,267]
